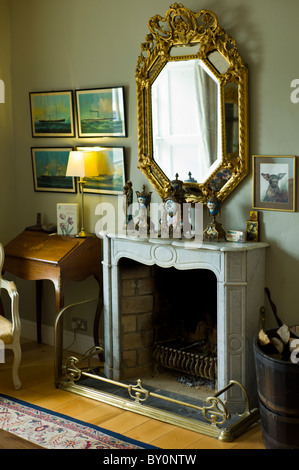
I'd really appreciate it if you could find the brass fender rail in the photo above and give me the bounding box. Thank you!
[64,354,234,425]
[54,300,260,441]
[61,354,259,441]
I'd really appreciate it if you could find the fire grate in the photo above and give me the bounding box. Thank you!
[153,339,217,380]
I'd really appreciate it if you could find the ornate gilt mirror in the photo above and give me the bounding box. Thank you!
[136,3,248,203]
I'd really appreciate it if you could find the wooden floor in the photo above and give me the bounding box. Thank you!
[0,338,265,450]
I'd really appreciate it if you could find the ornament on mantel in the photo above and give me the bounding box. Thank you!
[203,190,226,241]
[160,173,188,238]
[135,185,152,235]
[123,180,133,228]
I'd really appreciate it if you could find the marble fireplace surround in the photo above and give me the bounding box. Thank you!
[102,233,269,414]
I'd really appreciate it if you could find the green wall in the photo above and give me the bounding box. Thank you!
[0,0,15,243]
[2,0,299,334]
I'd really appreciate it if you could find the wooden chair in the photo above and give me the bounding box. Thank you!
[0,243,21,389]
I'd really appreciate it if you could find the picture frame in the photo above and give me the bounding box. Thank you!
[57,203,79,236]
[76,146,126,195]
[253,155,296,212]
[75,87,126,138]
[31,147,76,193]
[29,90,75,137]
[246,220,258,242]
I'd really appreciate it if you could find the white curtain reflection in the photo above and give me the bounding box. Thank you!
[151,59,221,183]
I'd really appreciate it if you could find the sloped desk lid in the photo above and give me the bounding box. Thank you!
[4,230,82,264]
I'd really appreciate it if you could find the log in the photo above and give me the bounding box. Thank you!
[270,337,284,354]
[258,321,299,362]
[277,324,290,344]
[258,329,270,346]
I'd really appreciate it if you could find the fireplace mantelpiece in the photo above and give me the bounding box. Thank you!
[101,233,269,413]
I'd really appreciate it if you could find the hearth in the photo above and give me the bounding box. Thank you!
[56,233,269,441]
[153,265,217,384]
[102,235,268,411]
[153,339,217,381]
[117,258,218,391]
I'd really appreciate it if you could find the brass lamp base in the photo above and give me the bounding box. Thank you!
[76,228,94,238]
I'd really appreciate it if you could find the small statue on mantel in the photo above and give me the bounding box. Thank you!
[160,173,188,238]
[185,171,197,183]
[135,185,152,235]
[123,180,133,228]
[203,190,226,241]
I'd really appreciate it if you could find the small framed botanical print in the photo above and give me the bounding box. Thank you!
[253,155,296,212]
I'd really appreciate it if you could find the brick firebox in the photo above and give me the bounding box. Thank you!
[120,260,154,379]
[119,256,218,380]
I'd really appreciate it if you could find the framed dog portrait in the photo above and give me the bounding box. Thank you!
[253,155,296,212]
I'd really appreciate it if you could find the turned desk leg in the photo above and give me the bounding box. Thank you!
[35,280,63,348]
[54,281,64,384]
[36,280,43,344]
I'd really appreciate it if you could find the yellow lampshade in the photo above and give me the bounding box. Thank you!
[65,150,101,238]
[96,151,113,174]
[66,151,100,177]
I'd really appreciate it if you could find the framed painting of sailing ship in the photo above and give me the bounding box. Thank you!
[31,147,77,193]
[29,90,75,137]
[76,146,125,195]
[75,87,126,138]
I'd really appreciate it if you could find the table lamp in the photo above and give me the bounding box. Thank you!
[66,150,99,237]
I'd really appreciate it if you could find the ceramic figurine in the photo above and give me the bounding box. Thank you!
[123,180,133,227]
[160,173,188,238]
[135,185,152,235]
[203,190,226,241]
[185,171,197,183]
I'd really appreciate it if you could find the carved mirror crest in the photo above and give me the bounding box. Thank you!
[136,3,248,203]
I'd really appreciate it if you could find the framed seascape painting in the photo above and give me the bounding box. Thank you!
[76,146,125,195]
[75,87,126,137]
[29,90,75,137]
[31,147,76,193]
[253,155,296,212]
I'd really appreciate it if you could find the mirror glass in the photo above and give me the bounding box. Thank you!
[224,82,239,156]
[151,58,221,184]
[136,5,249,202]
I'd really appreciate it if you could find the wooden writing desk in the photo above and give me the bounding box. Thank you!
[3,230,103,351]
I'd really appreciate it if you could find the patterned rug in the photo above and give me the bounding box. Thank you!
[0,393,157,449]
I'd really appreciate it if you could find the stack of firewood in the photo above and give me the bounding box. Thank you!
[258,323,299,362]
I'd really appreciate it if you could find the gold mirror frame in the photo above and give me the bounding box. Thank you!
[136,3,249,202]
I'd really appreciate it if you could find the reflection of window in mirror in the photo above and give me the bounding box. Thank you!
[151,59,222,183]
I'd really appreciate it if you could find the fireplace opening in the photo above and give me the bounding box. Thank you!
[60,237,266,436]
[119,258,218,401]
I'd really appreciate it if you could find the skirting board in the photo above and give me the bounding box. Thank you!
[21,319,98,355]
